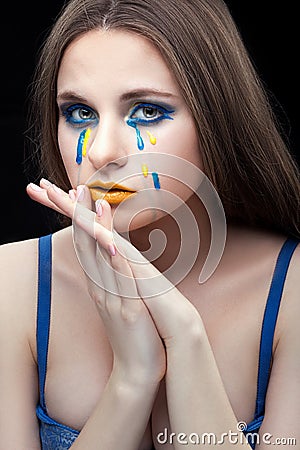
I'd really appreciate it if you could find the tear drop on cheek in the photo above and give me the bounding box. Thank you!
[82,128,91,156]
[142,164,149,177]
[76,130,85,164]
[146,130,157,145]
[152,172,161,190]
[76,128,90,164]
[137,128,144,150]
[127,119,145,151]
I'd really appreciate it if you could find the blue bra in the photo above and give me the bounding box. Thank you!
[36,234,299,449]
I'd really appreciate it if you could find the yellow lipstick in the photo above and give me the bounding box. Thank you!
[87,181,137,205]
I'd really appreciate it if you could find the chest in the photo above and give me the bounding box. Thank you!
[40,273,268,449]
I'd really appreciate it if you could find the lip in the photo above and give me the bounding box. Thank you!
[86,180,137,205]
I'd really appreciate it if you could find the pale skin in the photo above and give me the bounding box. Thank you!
[0,29,299,450]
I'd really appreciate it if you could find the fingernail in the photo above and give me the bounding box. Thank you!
[76,185,85,201]
[29,183,43,192]
[69,189,76,202]
[40,178,52,187]
[52,184,63,195]
[108,244,116,257]
[95,199,103,217]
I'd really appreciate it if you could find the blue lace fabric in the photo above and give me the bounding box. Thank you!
[37,405,79,449]
[36,235,299,449]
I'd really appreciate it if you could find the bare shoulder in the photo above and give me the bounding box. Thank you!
[278,237,300,331]
[0,236,38,269]
[235,226,300,337]
[283,236,300,286]
[0,238,42,446]
[0,237,39,294]
[258,238,300,438]
[0,237,39,341]
[220,225,299,313]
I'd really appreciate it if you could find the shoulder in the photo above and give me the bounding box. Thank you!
[0,236,39,294]
[0,235,39,261]
[229,227,300,348]
[278,237,300,332]
[0,237,43,445]
[0,236,40,351]
[258,239,300,438]
[282,237,300,287]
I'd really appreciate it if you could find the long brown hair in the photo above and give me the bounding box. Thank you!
[27,0,300,238]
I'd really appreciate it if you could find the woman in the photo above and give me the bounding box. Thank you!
[0,0,299,449]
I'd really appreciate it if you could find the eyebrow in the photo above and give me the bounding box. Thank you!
[120,89,177,102]
[56,91,87,103]
[56,88,177,103]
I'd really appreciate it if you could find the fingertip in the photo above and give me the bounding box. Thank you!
[101,199,112,215]
[27,182,44,193]
[108,243,117,257]
[69,189,76,202]
[95,199,103,217]
[76,185,93,212]
[40,178,52,188]
[94,198,111,219]
[76,185,85,201]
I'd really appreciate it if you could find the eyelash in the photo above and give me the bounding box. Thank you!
[128,103,174,125]
[60,103,98,127]
[59,102,175,128]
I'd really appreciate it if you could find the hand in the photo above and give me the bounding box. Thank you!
[27,180,204,352]
[27,180,166,386]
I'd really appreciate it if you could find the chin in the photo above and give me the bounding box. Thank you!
[112,205,166,233]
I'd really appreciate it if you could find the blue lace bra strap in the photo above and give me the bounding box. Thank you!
[36,234,53,411]
[254,237,299,419]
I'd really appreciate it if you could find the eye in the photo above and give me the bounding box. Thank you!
[129,103,174,125]
[138,106,160,120]
[60,103,98,127]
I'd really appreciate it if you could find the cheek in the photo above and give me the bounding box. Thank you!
[154,119,202,203]
[157,118,202,169]
[175,121,202,169]
[58,126,79,185]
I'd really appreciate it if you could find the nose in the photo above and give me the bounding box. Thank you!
[87,118,128,170]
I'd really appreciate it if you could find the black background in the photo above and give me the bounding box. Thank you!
[1,1,298,245]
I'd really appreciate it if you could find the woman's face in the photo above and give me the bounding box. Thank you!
[57,29,202,230]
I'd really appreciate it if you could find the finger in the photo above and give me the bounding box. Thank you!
[73,186,115,254]
[89,197,125,314]
[94,199,138,309]
[123,246,197,340]
[95,238,143,323]
[110,246,140,300]
[95,198,112,230]
[74,186,118,309]
[112,232,174,299]
[72,185,102,287]
[26,183,65,215]
[43,182,76,219]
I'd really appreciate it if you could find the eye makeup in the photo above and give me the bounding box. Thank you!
[142,164,149,178]
[76,128,91,165]
[127,119,145,151]
[76,128,91,185]
[61,103,97,127]
[128,102,174,125]
[71,98,168,192]
[76,129,87,165]
[152,172,161,190]
[126,102,173,191]
[82,128,91,157]
[147,130,157,145]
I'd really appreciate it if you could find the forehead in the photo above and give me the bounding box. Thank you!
[57,29,179,96]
